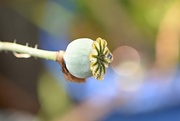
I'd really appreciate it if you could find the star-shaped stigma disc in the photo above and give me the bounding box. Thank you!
[89,38,113,80]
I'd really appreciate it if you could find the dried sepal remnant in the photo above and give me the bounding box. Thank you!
[56,51,86,83]
[89,38,113,80]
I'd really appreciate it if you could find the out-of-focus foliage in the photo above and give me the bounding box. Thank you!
[38,71,71,121]
[120,0,174,31]
[0,0,179,121]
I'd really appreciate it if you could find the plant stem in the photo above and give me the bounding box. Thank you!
[0,41,57,61]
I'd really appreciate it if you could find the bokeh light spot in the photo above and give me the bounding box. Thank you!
[111,46,141,76]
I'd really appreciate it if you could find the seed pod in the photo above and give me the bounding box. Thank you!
[63,37,113,81]
[64,38,93,79]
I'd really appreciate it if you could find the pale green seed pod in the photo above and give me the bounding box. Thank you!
[63,37,113,80]
[64,38,93,78]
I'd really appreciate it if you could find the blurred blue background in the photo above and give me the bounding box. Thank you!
[0,0,180,121]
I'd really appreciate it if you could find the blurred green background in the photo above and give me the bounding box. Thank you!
[0,0,179,121]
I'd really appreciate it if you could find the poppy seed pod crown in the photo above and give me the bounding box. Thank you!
[63,37,113,80]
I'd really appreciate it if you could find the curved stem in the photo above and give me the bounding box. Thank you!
[0,41,57,61]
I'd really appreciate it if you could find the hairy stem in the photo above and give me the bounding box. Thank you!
[0,41,57,61]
